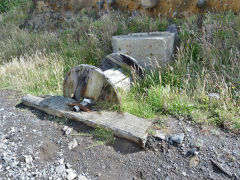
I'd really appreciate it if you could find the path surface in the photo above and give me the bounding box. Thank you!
[0,89,239,180]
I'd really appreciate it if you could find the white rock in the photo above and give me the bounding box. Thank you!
[141,0,158,8]
[55,164,66,175]
[67,171,77,180]
[24,155,33,164]
[66,168,74,173]
[66,163,72,169]
[78,175,89,180]
[68,139,78,150]
[62,126,73,136]
[154,130,167,140]
[58,158,64,164]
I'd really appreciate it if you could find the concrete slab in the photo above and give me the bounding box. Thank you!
[22,95,152,147]
[111,32,175,69]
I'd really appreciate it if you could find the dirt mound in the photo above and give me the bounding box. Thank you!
[24,0,240,30]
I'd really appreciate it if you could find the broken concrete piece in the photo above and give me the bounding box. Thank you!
[112,32,175,69]
[22,95,152,147]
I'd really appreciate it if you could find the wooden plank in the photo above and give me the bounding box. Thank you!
[22,95,152,147]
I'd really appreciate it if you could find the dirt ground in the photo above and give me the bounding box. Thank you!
[0,89,239,180]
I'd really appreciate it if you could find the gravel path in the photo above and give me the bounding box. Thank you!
[0,89,239,180]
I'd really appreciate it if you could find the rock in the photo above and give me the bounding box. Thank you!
[172,12,177,17]
[78,175,89,180]
[166,24,180,48]
[67,171,77,180]
[197,0,206,8]
[58,158,64,164]
[107,0,116,6]
[97,0,104,10]
[188,148,198,155]
[154,130,167,140]
[68,138,78,150]
[24,155,33,164]
[169,133,185,144]
[55,164,66,175]
[66,163,72,169]
[208,93,220,100]
[141,0,158,8]
[62,126,73,136]
[189,156,200,167]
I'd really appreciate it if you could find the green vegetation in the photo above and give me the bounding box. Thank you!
[0,1,239,132]
[0,0,29,13]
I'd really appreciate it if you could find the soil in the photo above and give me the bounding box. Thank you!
[0,89,240,180]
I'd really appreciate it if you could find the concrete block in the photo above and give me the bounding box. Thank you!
[112,32,175,69]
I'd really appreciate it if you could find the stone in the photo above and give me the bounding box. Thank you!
[97,0,104,10]
[169,133,185,144]
[188,148,198,155]
[208,93,220,100]
[62,126,72,136]
[141,0,158,8]
[197,0,206,8]
[24,155,33,164]
[78,175,89,180]
[55,164,66,175]
[67,171,77,180]
[107,0,116,6]
[68,139,78,150]
[66,163,72,169]
[154,130,167,140]
[189,156,200,167]
[112,32,175,69]
[58,158,64,164]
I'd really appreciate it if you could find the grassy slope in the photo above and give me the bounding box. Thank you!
[0,2,239,132]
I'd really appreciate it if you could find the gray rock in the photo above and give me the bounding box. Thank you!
[66,163,72,169]
[166,24,179,48]
[197,0,206,8]
[24,155,33,164]
[68,139,78,150]
[97,0,104,10]
[78,175,89,180]
[169,133,185,144]
[154,130,167,140]
[141,0,158,8]
[107,0,116,6]
[188,148,198,155]
[62,126,73,136]
[55,164,66,175]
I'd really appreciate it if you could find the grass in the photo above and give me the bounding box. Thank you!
[0,2,239,133]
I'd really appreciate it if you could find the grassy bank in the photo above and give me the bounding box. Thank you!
[0,2,239,132]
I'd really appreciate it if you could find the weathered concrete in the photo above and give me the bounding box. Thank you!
[22,95,152,147]
[111,32,175,69]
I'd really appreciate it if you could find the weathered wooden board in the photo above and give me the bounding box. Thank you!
[22,95,152,147]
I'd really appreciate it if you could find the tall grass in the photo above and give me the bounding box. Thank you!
[0,2,239,132]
